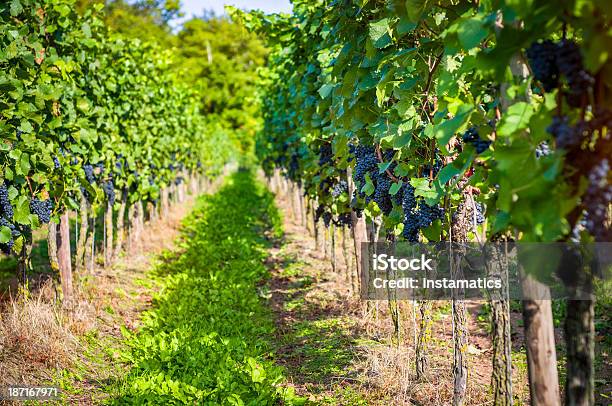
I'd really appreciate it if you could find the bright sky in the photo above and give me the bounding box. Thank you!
[179,0,293,19]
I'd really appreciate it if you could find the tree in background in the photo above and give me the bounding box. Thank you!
[75,1,267,157]
[175,16,267,155]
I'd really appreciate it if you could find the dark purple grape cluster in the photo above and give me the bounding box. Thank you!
[462,127,491,154]
[332,180,348,198]
[352,143,395,213]
[102,181,116,204]
[334,212,352,228]
[0,217,20,254]
[423,159,443,178]
[174,177,184,185]
[53,156,61,169]
[322,212,332,228]
[30,198,53,224]
[474,201,485,225]
[318,144,333,166]
[288,153,301,184]
[80,186,90,201]
[372,175,392,215]
[353,144,378,191]
[400,183,444,242]
[0,183,18,254]
[546,116,586,149]
[0,183,14,220]
[526,40,559,92]
[556,40,594,107]
[319,178,333,193]
[315,205,325,223]
[583,159,611,241]
[526,39,593,107]
[83,164,95,184]
[314,205,333,227]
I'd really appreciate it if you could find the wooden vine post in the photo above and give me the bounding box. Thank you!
[347,167,367,299]
[495,13,560,404]
[75,194,89,269]
[57,212,73,305]
[450,200,469,406]
[485,240,513,406]
[104,199,113,267]
[115,189,127,258]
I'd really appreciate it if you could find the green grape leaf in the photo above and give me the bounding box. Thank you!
[0,226,11,244]
[13,196,31,225]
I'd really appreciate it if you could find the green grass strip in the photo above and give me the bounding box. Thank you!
[108,170,295,405]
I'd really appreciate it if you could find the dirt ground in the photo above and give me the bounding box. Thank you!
[267,191,532,405]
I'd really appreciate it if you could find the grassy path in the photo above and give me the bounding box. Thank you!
[107,171,295,404]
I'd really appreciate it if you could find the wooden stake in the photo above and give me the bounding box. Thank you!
[58,212,73,305]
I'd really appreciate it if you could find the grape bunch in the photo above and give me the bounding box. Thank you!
[462,127,491,154]
[583,159,611,241]
[352,143,395,214]
[322,212,332,227]
[318,144,333,166]
[334,212,352,228]
[352,144,378,191]
[314,205,333,227]
[423,159,443,178]
[103,181,116,204]
[372,174,392,215]
[319,177,333,193]
[526,40,559,92]
[0,218,20,254]
[526,39,593,107]
[83,164,95,184]
[30,198,53,224]
[0,184,18,254]
[0,183,14,220]
[174,177,184,185]
[288,153,301,183]
[315,205,325,223]
[556,40,594,107]
[474,201,485,225]
[53,156,61,170]
[400,183,444,242]
[332,180,348,198]
[546,116,588,149]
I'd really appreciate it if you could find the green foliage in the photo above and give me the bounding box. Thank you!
[0,0,233,255]
[110,171,298,404]
[232,0,611,258]
[174,16,268,158]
